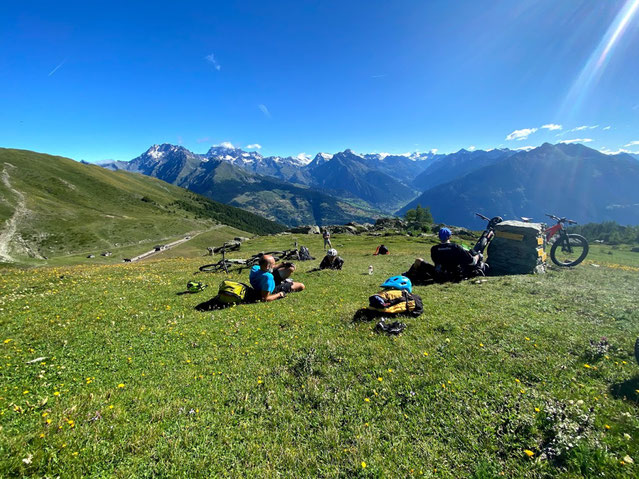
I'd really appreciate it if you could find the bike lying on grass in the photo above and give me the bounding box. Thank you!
[198,248,300,273]
[545,214,589,267]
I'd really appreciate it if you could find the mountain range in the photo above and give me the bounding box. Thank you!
[399,143,639,228]
[99,142,639,228]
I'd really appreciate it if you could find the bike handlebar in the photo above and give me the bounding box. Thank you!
[475,212,490,221]
[546,213,577,225]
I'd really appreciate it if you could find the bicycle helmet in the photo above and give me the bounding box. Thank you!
[380,275,412,293]
[438,227,452,241]
[187,281,207,293]
[327,248,338,257]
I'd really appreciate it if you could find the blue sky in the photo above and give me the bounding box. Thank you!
[1,0,639,162]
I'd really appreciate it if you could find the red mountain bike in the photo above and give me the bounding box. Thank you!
[545,214,589,267]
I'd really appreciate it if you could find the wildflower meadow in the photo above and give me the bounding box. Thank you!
[1,234,638,477]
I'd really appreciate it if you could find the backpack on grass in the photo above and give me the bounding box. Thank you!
[298,246,314,261]
[374,245,389,255]
[217,280,251,304]
[366,289,423,317]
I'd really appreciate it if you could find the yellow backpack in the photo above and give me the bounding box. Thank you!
[217,280,250,304]
[367,290,423,316]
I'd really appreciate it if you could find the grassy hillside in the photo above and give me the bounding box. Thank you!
[0,148,284,263]
[1,235,638,477]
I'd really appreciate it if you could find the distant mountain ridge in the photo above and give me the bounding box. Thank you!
[102,144,380,226]
[399,143,639,228]
[100,142,639,228]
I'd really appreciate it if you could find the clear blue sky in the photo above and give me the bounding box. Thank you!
[1,0,639,162]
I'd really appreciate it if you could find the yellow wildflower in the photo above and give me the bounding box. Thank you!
[524,449,534,457]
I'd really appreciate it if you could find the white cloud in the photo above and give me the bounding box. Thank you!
[603,126,611,130]
[514,146,535,151]
[216,141,234,149]
[429,148,438,154]
[624,140,639,147]
[600,147,639,155]
[246,143,262,149]
[296,153,311,161]
[205,53,221,71]
[258,104,271,118]
[560,138,593,144]
[506,128,538,141]
[468,145,476,151]
[570,125,598,132]
[541,123,562,131]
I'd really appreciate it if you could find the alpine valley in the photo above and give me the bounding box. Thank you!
[101,142,639,228]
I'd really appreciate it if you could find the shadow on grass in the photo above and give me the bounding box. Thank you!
[609,375,639,404]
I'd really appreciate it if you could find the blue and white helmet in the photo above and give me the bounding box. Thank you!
[381,275,412,293]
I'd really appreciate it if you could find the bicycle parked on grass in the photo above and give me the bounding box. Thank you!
[545,214,589,267]
[198,248,300,273]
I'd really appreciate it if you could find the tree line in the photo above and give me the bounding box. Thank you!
[569,221,639,245]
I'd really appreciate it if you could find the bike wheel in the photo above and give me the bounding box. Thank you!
[550,234,589,267]
[199,263,219,272]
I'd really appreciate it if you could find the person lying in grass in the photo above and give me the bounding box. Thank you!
[249,254,305,301]
[319,248,344,270]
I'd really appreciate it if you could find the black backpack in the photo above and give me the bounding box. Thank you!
[298,246,314,261]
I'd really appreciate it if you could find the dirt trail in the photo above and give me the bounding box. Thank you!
[0,163,28,263]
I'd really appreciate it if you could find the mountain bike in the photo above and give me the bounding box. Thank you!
[471,213,503,258]
[545,214,589,267]
[198,248,300,273]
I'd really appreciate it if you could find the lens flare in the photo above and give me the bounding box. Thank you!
[560,0,639,117]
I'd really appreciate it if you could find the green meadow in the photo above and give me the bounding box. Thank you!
[1,234,638,478]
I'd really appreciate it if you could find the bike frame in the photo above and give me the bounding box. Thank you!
[545,221,564,242]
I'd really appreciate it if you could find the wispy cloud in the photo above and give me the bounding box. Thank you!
[624,140,639,147]
[429,149,438,154]
[48,59,67,77]
[468,145,476,151]
[506,128,538,141]
[215,141,234,149]
[205,53,221,71]
[560,138,593,144]
[371,74,386,79]
[603,126,611,130]
[246,143,262,149]
[570,125,598,132]
[258,104,271,118]
[196,137,211,143]
[541,123,562,131]
[600,147,639,155]
[514,146,535,151]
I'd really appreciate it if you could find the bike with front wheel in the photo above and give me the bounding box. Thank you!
[545,214,589,267]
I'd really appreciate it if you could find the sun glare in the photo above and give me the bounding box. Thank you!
[560,0,639,117]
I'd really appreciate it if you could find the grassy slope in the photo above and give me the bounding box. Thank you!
[0,148,283,263]
[1,237,638,477]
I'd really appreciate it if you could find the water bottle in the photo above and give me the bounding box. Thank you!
[368,265,374,275]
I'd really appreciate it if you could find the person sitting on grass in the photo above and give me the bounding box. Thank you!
[404,227,486,283]
[319,248,344,270]
[249,254,305,301]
